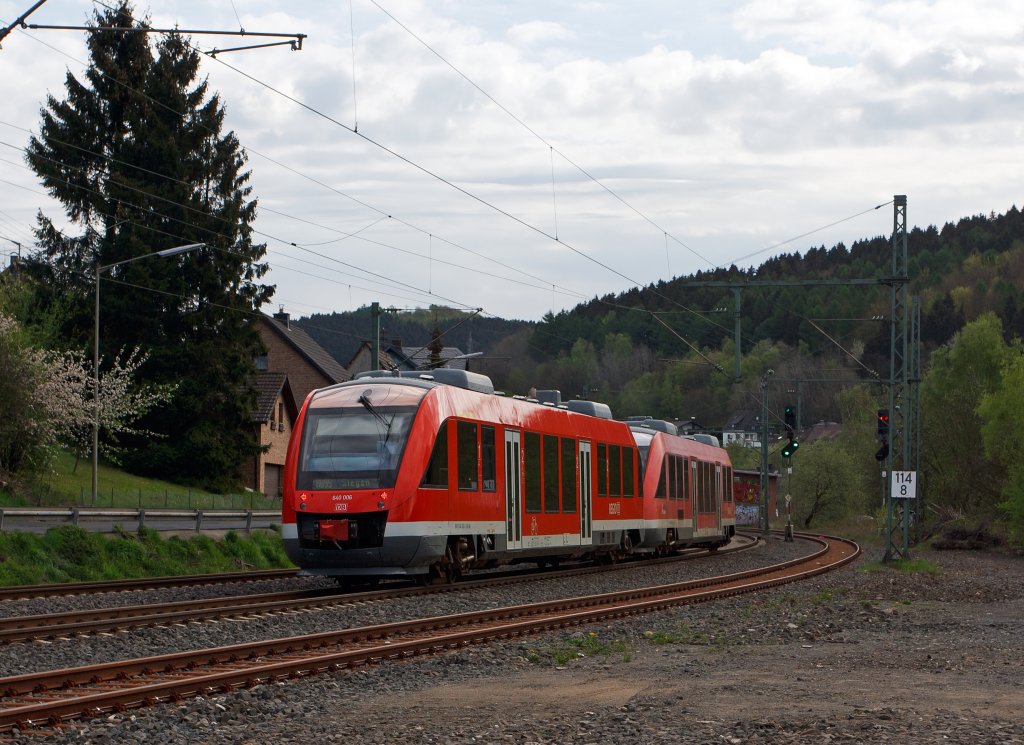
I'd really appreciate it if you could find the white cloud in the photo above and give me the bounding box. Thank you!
[506,20,574,47]
[1,0,1021,321]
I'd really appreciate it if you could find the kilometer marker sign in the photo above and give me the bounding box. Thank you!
[891,471,917,500]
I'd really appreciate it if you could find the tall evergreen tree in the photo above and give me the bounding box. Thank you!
[25,2,273,489]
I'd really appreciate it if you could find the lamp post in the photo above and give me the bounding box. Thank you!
[92,243,203,504]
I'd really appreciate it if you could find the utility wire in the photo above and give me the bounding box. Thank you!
[366,0,715,268]
[0,26,591,306]
[6,15,891,365]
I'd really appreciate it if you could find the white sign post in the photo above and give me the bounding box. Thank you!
[891,471,917,500]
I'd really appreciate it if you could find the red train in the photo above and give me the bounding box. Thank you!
[281,370,734,582]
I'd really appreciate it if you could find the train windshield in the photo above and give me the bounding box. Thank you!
[297,384,425,490]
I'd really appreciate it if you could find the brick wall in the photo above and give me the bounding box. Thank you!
[244,393,294,494]
[257,323,333,405]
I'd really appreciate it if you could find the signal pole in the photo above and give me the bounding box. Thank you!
[883,195,916,562]
[759,369,773,538]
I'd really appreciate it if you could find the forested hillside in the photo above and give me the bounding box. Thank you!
[462,205,1024,430]
[294,206,1024,432]
[463,204,1024,539]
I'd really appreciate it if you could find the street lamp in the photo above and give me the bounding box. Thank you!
[92,243,204,504]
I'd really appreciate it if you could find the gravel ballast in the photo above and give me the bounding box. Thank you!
[5,538,1022,744]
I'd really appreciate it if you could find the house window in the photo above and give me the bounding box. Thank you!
[255,355,269,371]
[277,402,285,432]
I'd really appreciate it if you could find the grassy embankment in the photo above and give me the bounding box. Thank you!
[0,526,292,586]
[0,453,292,586]
[4,451,278,510]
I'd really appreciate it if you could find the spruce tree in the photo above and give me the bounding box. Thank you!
[25,1,273,489]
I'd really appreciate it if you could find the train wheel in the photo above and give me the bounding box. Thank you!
[425,541,464,585]
[424,560,455,585]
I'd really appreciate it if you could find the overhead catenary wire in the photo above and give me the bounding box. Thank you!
[0,137,515,312]
[3,126,585,303]
[4,12,894,370]
[0,25,593,308]
[365,0,715,269]
[3,148,479,312]
[188,15,891,356]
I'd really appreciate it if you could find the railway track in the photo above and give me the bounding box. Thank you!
[0,534,760,644]
[0,568,297,602]
[0,533,858,733]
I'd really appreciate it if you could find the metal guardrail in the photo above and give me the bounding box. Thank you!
[0,507,279,533]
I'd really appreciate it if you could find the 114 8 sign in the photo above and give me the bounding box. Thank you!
[891,471,917,500]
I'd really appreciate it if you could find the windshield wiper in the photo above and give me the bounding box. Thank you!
[358,391,391,430]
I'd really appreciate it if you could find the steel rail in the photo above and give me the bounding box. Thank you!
[0,533,857,731]
[0,569,297,602]
[0,534,759,644]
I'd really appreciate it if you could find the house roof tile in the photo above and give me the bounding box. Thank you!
[262,314,351,383]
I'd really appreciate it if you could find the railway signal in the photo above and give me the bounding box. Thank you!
[781,437,799,458]
[877,409,889,437]
[784,405,796,438]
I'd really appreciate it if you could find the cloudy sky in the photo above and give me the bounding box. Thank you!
[1,0,1021,322]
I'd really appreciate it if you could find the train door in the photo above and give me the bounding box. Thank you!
[579,440,593,545]
[695,460,722,536]
[504,429,522,550]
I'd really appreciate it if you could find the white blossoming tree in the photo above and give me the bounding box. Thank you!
[0,311,175,497]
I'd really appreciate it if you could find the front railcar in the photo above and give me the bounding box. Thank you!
[282,379,437,578]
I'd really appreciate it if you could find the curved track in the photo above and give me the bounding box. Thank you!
[0,533,858,732]
[0,534,760,644]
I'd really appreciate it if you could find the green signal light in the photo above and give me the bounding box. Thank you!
[781,438,799,458]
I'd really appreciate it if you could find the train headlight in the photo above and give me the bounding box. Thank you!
[299,502,307,511]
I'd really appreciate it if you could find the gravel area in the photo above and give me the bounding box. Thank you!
[6,538,1023,744]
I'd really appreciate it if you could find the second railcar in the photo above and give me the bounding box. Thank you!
[631,420,735,554]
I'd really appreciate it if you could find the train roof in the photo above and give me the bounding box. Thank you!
[626,418,678,435]
[341,373,620,422]
[353,368,495,394]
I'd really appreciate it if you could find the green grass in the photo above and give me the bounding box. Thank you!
[643,625,708,645]
[0,525,293,586]
[530,631,632,666]
[5,450,279,510]
[859,558,939,575]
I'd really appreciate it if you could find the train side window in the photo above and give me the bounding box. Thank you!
[543,434,559,512]
[702,461,711,512]
[421,421,449,488]
[609,445,621,497]
[457,420,479,491]
[667,455,677,500]
[656,459,667,498]
[561,437,577,513]
[597,443,608,496]
[688,460,696,501]
[679,454,688,501]
[696,460,704,510]
[481,426,496,492]
[623,448,634,497]
[524,432,541,513]
[724,466,732,502]
[704,460,712,511]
